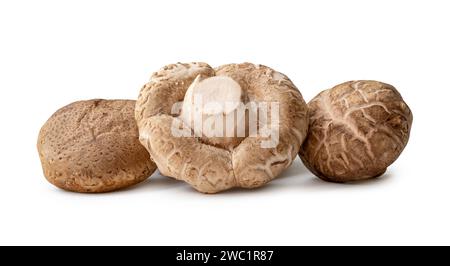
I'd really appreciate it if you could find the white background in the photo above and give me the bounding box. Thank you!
[0,0,448,245]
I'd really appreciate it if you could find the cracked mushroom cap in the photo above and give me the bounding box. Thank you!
[37,99,157,192]
[299,80,413,182]
[135,62,309,193]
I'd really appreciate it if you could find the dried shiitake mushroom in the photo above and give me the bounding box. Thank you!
[299,80,413,182]
[136,62,309,193]
[37,99,157,192]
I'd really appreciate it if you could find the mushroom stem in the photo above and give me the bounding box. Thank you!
[179,75,246,145]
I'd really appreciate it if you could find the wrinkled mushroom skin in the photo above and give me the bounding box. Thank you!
[135,62,215,124]
[299,81,413,182]
[38,100,157,193]
[139,114,236,193]
[136,62,309,193]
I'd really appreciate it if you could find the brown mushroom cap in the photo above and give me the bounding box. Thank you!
[37,99,157,192]
[136,62,309,193]
[299,80,413,182]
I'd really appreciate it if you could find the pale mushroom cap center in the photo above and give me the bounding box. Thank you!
[179,75,247,147]
[193,76,242,115]
[180,75,244,122]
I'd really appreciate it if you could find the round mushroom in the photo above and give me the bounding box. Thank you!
[37,99,157,192]
[299,80,413,182]
[136,62,309,193]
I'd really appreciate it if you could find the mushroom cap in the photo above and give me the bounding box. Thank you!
[136,62,309,193]
[37,99,157,192]
[299,80,413,182]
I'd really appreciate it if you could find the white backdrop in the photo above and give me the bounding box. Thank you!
[0,0,448,245]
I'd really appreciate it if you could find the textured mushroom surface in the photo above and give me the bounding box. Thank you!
[299,80,413,182]
[37,99,157,192]
[136,62,309,193]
